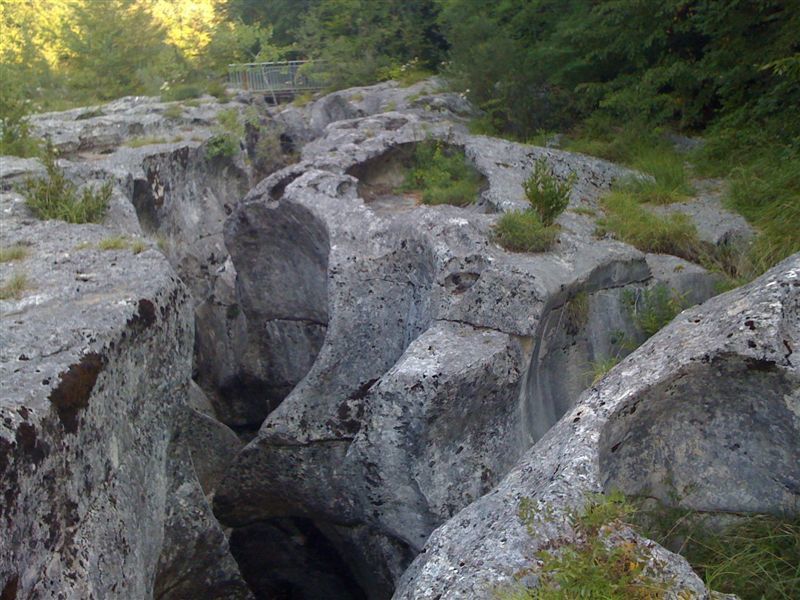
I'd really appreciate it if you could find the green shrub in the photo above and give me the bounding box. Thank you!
[22,148,111,223]
[206,80,230,102]
[494,211,558,253]
[598,192,702,261]
[161,83,203,102]
[0,79,42,158]
[401,140,482,206]
[216,108,244,138]
[205,108,244,159]
[623,284,687,338]
[205,134,238,159]
[524,158,575,226]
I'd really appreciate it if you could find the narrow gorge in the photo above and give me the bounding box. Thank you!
[1,80,797,600]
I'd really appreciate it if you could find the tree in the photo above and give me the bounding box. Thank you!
[59,0,170,100]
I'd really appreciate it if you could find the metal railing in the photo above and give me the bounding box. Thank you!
[227,60,327,101]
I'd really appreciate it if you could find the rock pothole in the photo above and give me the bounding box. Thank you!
[345,141,488,215]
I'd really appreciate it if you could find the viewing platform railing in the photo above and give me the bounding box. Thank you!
[227,60,327,102]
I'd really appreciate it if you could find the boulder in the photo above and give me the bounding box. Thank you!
[394,253,800,598]
[0,217,250,598]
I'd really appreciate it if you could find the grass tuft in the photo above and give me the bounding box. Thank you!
[494,211,558,253]
[597,192,702,261]
[162,104,184,119]
[22,147,111,224]
[564,123,692,204]
[98,236,129,251]
[634,500,800,600]
[0,244,30,262]
[0,272,30,300]
[589,356,621,384]
[400,140,482,206]
[130,239,147,254]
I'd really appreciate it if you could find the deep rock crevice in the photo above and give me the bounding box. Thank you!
[1,80,787,600]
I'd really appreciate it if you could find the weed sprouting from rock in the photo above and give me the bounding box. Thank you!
[623,284,688,338]
[22,145,111,223]
[525,158,576,226]
[0,272,31,300]
[506,492,665,599]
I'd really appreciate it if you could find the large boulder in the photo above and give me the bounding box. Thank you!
[394,253,800,598]
[0,216,250,598]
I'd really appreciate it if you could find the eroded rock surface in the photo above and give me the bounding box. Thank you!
[3,78,783,600]
[395,254,799,599]
[214,84,726,597]
[0,218,250,598]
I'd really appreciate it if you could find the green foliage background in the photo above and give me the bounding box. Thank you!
[1,0,798,268]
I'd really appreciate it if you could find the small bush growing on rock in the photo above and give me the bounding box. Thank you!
[524,158,576,226]
[401,140,482,206]
[206,108,244,159]
[161,83,202,102]
[494,211,558,253]
[22,146,111,224]
[205,134,239,159]
[207,80,230,102]
[0,67,42,158]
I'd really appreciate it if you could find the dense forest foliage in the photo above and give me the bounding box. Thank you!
[2,0,798,271]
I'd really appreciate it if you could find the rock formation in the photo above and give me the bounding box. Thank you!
[1,79,793,600]
[395,253,799,598]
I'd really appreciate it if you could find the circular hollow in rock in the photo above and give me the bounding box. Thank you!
[345,141,488,215]
[599,354,800,516]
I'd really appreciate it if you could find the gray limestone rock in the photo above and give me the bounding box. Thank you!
[3,81,779,600]
[0,217,250,598]
[394,253,799,598]
[653,179,754,247]
[215,103,725,597]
